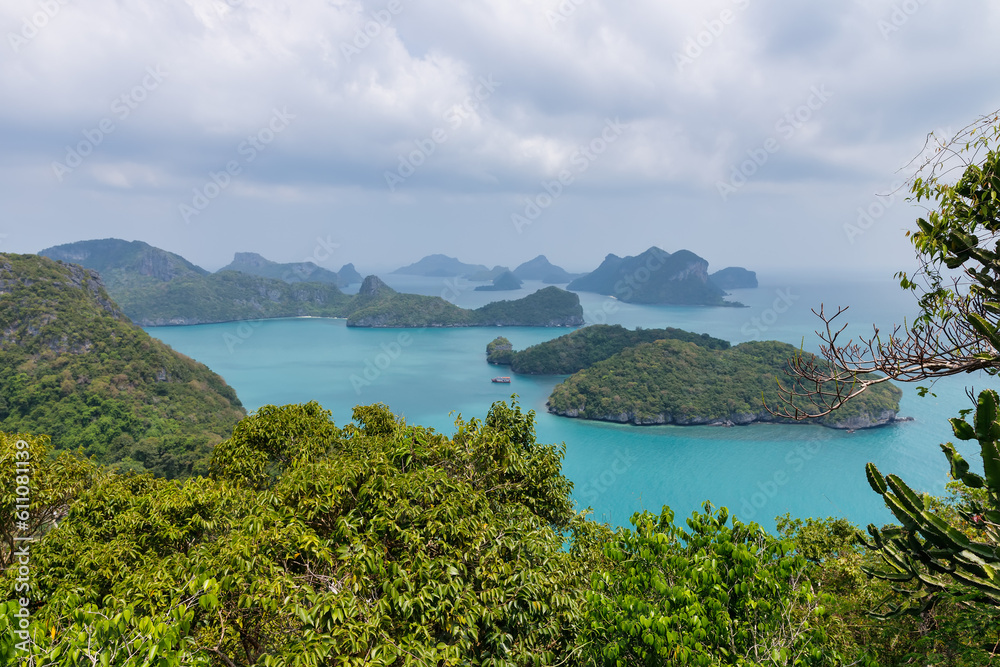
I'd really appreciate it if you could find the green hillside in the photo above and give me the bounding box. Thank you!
[0,253,245,476]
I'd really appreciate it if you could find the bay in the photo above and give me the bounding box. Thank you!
[145,272,998,532]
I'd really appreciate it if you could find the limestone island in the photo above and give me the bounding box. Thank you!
[487,326,903,430]
[346,277,584,327]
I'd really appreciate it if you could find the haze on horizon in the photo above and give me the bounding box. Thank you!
[2,1,999,277]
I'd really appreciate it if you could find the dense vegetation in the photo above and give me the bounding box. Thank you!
[0,254,245,477]
[490,324,730,375]
[3,399,997,665]
[347,279,584,327]
[567,246,743,306]
[548,339,902,428]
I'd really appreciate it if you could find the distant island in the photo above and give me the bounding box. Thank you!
[40,240,584,329]
[488,326,902,430]
[0,253,245,477]
[392,253,580,284]
[219,251,361,287]
[474,270,524,292]
[710,266,758,289]
[391,254,491,278]
[567,246,752,306]
[347,277,584,327]
[512,255,581,284]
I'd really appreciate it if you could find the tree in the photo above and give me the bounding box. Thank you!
[770,110,1000,628]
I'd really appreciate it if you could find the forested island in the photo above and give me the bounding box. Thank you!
[489,326,902,429]
[547,339,902,429]
[346,277,583,327]
[567,246,751,306]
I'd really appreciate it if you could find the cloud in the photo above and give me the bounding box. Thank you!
[1,0,999,272]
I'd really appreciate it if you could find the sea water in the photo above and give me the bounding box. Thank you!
[145,273,996,532]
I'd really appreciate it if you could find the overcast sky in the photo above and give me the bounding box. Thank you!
[2,0,999,277]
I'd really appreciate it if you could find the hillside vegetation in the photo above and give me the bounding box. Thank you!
[0,254,245,476]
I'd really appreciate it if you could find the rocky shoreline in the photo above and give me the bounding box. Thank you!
[547,406,910,430]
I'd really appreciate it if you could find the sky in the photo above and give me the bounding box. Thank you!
[2,0,999,277]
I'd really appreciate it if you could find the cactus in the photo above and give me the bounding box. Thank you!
[862,389,1000,616]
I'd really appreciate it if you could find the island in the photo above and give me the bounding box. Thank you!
[567,246,745,306]
[486,324,729,374]
[512,255,581,283]
[391,254,490,278]
[219,251,361,287]
[710,267,758,289]
[474,270,524,292]
[546,339,902,430]
[346,277,585,327]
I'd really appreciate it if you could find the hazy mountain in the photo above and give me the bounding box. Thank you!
[710,267,758,289]
[337,263,363,286]
[467,265,511,281]
[567,247,739,306]
[392,254,490,278]
[512,255,580,283]
[474,270,524,292]
[219,252,341,285]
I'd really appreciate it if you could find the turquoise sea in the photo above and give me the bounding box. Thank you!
[145,273,996,532]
